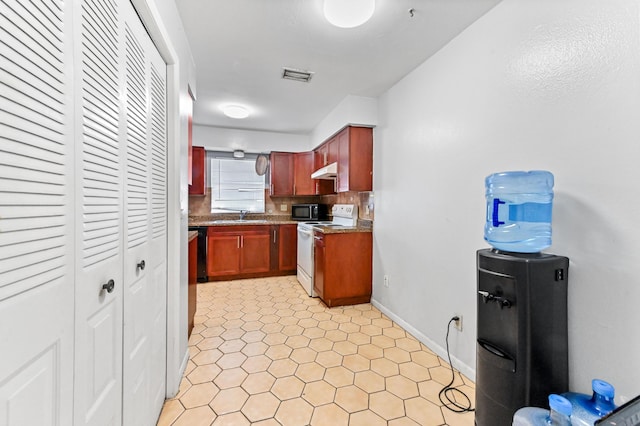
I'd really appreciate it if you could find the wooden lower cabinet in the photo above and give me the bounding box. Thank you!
[207,226,270,278]
[313,231,372,307]
[208,224,296,280]
[188,233,198,337]
[277,224,297,272]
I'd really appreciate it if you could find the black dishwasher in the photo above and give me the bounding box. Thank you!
[188,227,208,282]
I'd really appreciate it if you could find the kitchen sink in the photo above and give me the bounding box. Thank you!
[211,219,269,224]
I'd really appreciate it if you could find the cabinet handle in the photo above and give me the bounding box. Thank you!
[241,235,244,248]
[237,236,240,249]
[102,279,115,293]
[273,230,276,243]
[137,260,145,271]
[293,184,296,195]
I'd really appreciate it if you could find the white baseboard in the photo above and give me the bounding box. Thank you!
[370,298,476,382]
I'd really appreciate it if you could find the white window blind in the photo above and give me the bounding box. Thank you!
[210,157,265,213]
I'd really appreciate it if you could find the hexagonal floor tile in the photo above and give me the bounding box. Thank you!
[301,380,336,407]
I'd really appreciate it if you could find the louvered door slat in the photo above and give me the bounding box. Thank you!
[0,4,63,70]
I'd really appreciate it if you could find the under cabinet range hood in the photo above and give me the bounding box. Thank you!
[311,162,337,179]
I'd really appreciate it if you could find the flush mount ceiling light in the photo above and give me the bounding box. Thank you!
[323,0,375,28]
[233,149,245,159]
[222,105,249,119]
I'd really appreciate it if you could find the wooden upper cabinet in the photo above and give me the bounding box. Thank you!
[314,137,338,168]
[327,137,339,165]
[269,151,294,196]
[314,143,328,169]
[294,152,315,196]
[189,146,206,195]
[336,126,373,193]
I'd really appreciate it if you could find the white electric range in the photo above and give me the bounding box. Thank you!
[296,204,358,296]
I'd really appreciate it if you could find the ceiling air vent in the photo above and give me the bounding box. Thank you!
[282,67,314,83]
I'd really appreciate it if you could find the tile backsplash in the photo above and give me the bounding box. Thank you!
[189,189,374,222]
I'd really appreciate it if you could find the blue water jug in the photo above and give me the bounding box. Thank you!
[562,379,617,426]
[484,170,554,253]
[512,394,573,426]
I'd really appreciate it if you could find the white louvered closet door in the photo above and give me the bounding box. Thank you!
[73,0,124,423]
[147,31,168,421]
[121,1,167,424]
[0,0,75,425]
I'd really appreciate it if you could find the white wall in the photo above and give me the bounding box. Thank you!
[133,0,197,396]
[372,0,640,403]
[310,95,378,147]
[193,125,310,152]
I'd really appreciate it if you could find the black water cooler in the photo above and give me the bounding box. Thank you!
[475,248,569,426]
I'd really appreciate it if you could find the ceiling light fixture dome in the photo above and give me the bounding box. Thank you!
[323,0,375,28]
[222,105,250,119]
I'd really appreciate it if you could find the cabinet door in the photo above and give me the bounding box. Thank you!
[189,146,205,195]
[188,236,197,337]
[269,151,294,196]
[207,232,241,276]
[313,234,326,300]
[294,151,315,195]
[336,126,373,193]
[314,143,328,169]
[241,231,271,273]
[278,224,298,271]
[336,128,350,193]
[327,137,339,165]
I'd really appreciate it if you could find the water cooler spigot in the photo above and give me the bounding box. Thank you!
[478,290,512,309]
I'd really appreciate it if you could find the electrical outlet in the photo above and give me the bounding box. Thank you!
[383,275,389,288]
[453,314,463,331]
[280,204,287,212]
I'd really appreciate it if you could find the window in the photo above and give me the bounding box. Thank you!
[210,155,265,213]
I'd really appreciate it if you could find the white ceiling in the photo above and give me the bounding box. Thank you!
[176,0,502,134]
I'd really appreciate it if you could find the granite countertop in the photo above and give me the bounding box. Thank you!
[189,215,373,233]
[310,225,372,234]
[188,230,198,241]
[189,214,298,227]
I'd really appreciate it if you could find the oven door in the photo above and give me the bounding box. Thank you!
[296,225,315,296]
[297,226,314,275]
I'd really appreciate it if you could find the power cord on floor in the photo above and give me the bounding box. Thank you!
[438,316,475,413]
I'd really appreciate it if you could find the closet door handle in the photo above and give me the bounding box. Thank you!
[137,260,146,271]
[102,279,115,293]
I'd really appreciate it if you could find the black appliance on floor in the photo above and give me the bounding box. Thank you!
[189,226,208,282]
[475,248,569,426]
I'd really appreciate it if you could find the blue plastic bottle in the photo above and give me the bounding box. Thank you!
[562,379,617,426]
[512,394,573,426]
[484,170,554,253]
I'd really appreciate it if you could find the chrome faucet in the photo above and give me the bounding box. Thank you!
[239,210,249,220]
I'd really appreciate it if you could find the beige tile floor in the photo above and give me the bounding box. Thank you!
[158,276,475,426]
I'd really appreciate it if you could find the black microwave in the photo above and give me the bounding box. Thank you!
[291,204,328,221]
